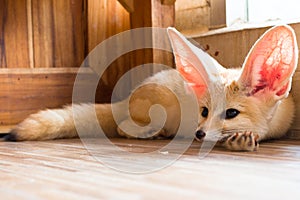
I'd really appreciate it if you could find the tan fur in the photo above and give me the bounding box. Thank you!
[223,69,294,141]
[7,69,295,147]
[5,26,297,152]
[8,70,185,141]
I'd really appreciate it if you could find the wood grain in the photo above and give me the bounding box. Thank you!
[152,0,175,66]
[161,0,176,5]
[175,0,210,35]
[291,71,300,132]
[209,0,226,29]
[129,0,176,75]
[0,68,99,125]
[87,0,130,52]
[87,0,131,96]
[118,0,134,12]
[0,138,299,199]
[32,0,86,68]
[0,0,30,68]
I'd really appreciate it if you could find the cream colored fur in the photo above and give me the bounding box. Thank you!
[7,69,295,151]
[5,26,297,152]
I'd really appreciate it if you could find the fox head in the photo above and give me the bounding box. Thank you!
[167,25,298,141]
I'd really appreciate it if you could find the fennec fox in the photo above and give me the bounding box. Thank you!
[4,25,298,151]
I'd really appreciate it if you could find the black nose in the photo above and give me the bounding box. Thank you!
[195,130,206,140]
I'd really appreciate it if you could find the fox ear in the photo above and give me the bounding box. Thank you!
[238,25,298,99]
[167,27,221,98]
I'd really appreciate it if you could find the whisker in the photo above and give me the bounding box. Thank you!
[204,129,223,140]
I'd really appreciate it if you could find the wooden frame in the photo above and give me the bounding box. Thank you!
[0,0,176,128]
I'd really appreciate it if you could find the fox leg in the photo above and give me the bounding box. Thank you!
[218,131,259,151]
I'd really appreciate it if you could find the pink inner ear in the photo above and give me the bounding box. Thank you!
[175,55,207,98]
[167,29,209,99]
[241,26,297,96]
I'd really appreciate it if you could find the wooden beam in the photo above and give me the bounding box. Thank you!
[0,68,109,125]
[129,0,176,70]
[130,0,175,28]
[118,0,134,12]
[210,0,226,29]
[161,0,176,5]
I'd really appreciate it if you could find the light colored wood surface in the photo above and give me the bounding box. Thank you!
[0,138,299,199]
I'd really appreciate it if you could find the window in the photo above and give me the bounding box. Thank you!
[226,0,300,26]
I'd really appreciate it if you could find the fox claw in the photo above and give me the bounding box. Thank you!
[219,131,259,151]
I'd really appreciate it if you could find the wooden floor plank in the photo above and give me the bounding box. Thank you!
[0,138,299,199]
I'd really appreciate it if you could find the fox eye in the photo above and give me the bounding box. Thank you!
[226,108,240,119]
[201,107,209,118]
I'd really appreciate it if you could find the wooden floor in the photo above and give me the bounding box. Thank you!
[0,138,299,199]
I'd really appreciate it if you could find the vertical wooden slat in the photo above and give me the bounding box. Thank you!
[152,0,175,67]
[32,0,86,68]
[87,0,106,52]
[210,0,226,29]
[129,0,175,70]
[87,0,130,52]
[87,0,131,102]
[0,0,6,67]
[27,0,34,68]
[31,0,54,68]
[0,0,30,68]
[129,0,154,79]
[130,0,152,28]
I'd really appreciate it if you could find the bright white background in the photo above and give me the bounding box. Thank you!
[226,0,300,26]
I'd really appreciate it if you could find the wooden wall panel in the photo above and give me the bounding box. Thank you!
[175,0,210,35]
[291,72,300,133]
[32,0,86,68]
[0,68,98,125]
[88,0,130,52]
[128,0,175,88]
[87,0,131,102]
[193,27,268,69]
[0,0,177,126]
[0,0,31,68]
[209,0,226,29]
[152,0,175,66]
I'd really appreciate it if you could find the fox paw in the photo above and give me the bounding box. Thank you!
[219,131,259,151]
